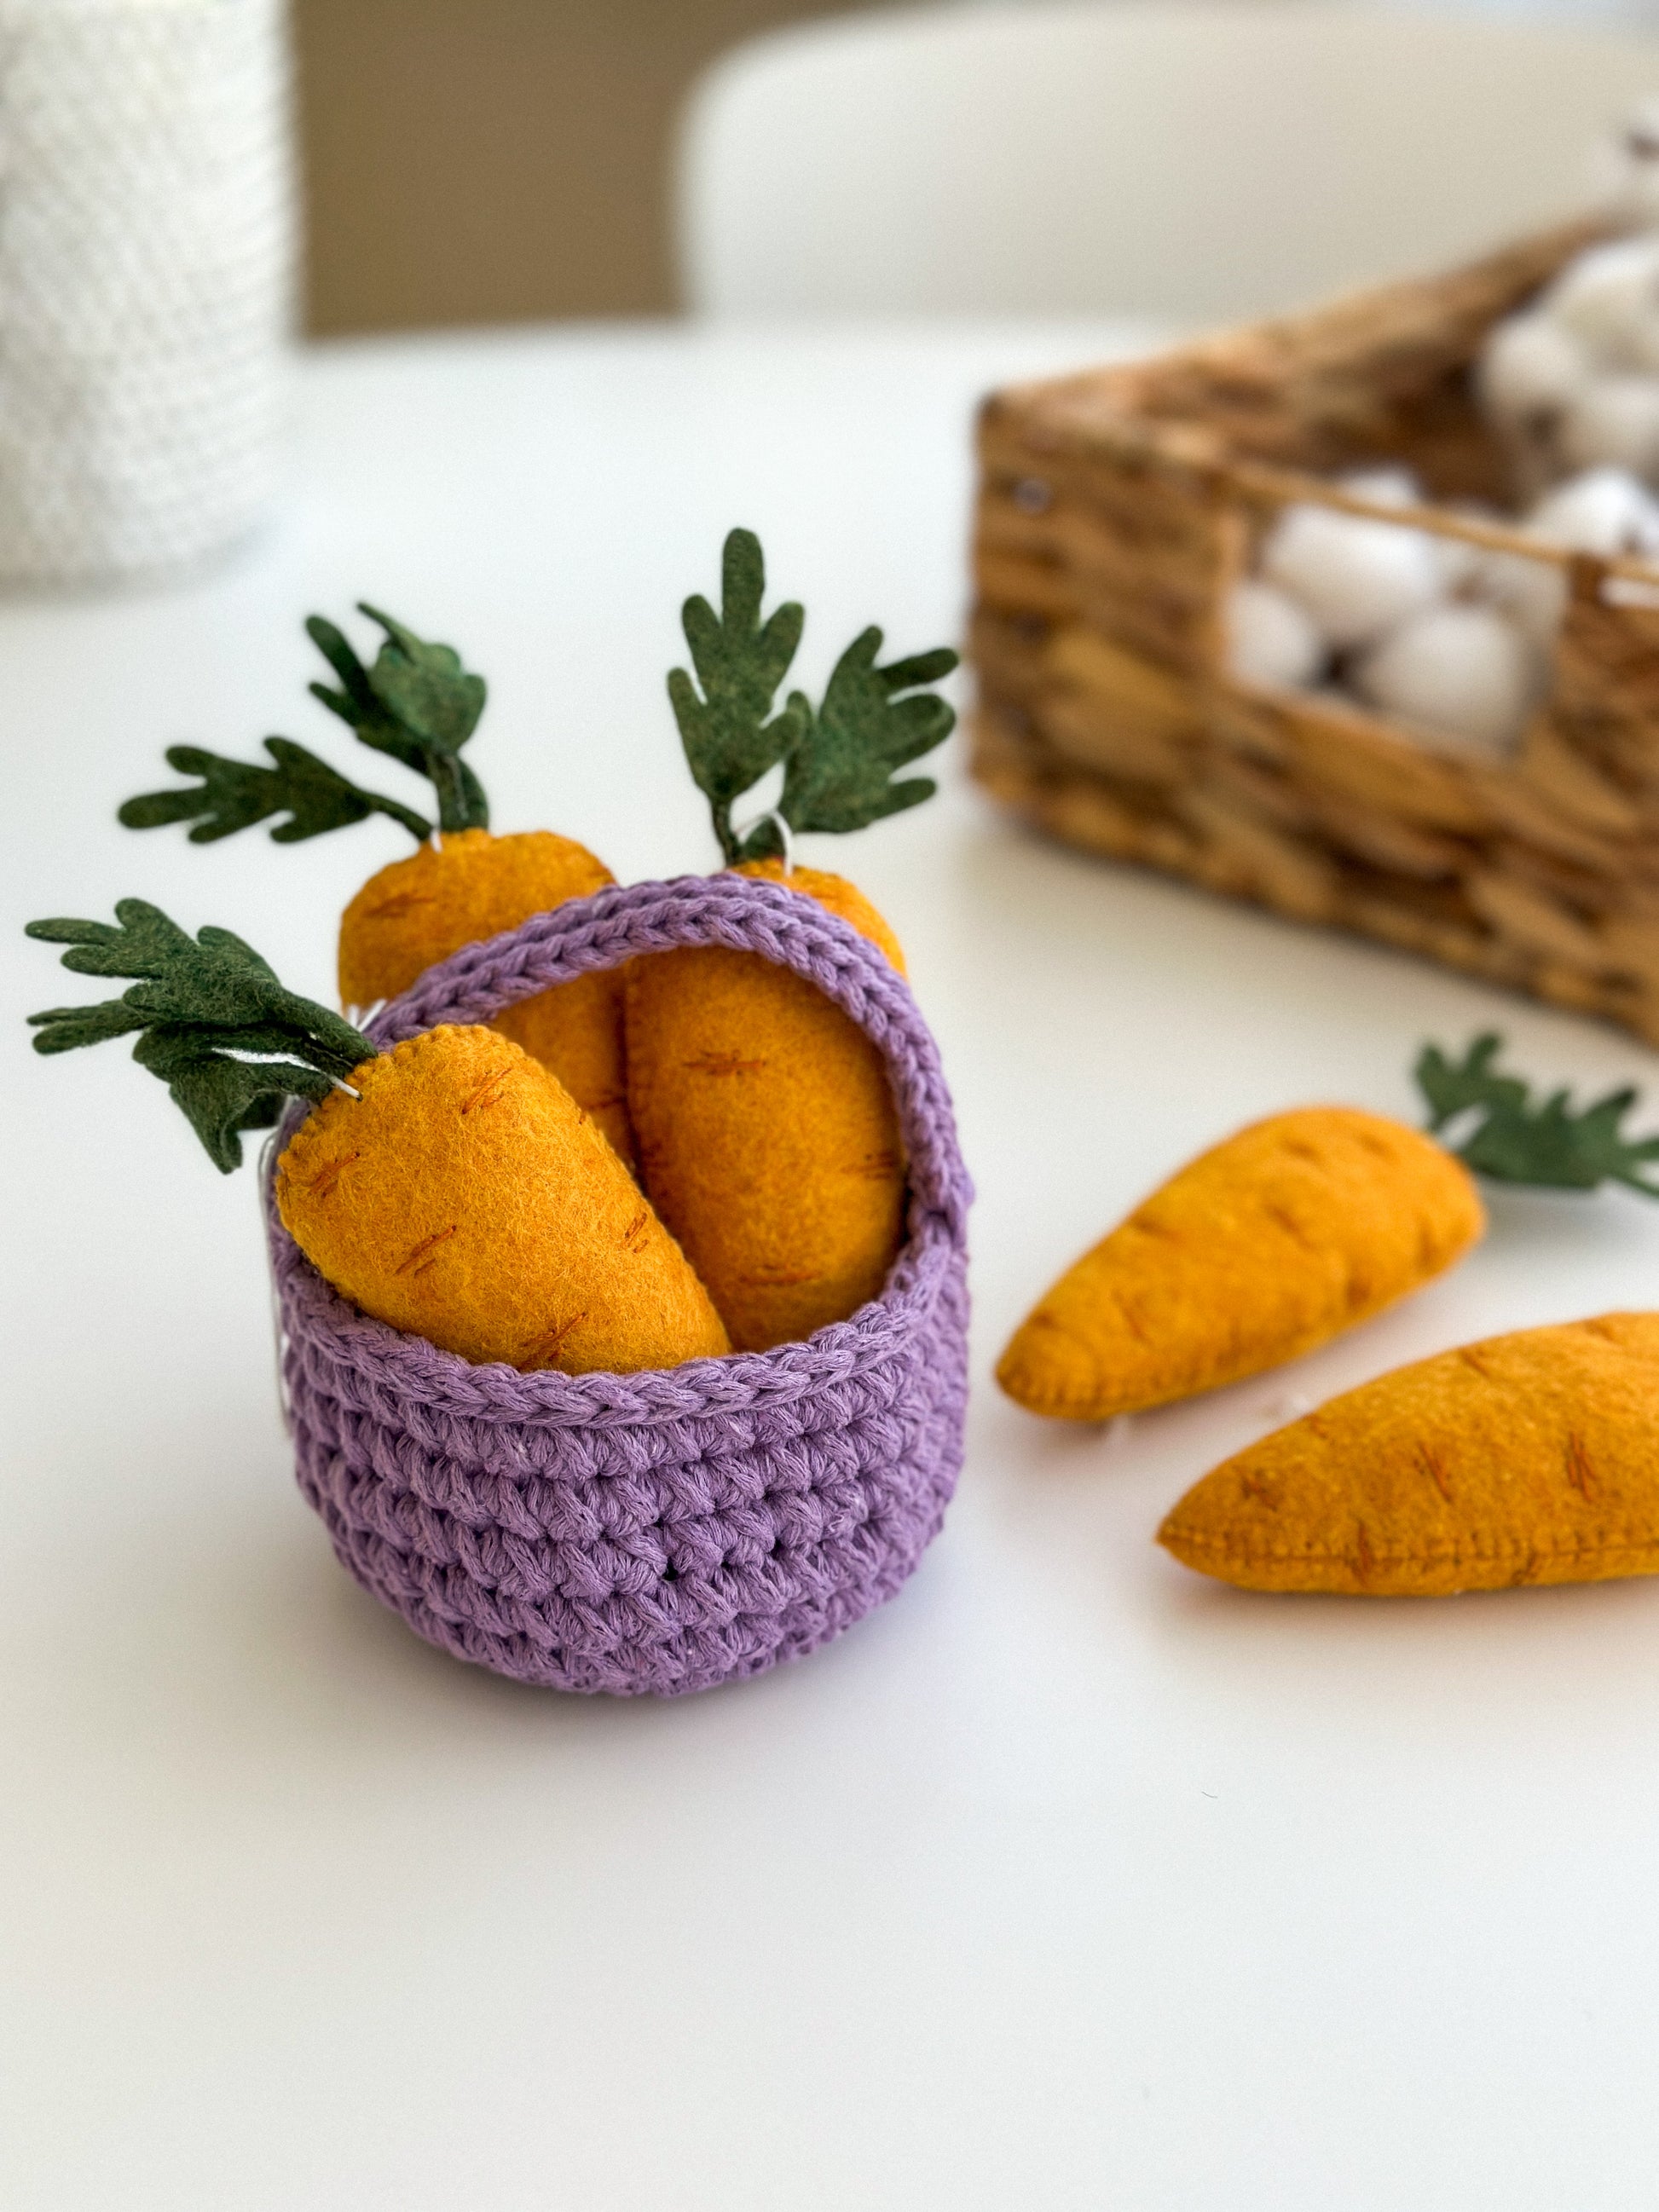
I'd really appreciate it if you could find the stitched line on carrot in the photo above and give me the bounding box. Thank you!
[1164,1528,1659,1565]
[1014,1361,1306,1408]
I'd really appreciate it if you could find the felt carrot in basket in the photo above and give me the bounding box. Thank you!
[25,900,727,1374]
[623,529,957,1351]
[118,605,635,1164]
[997,1108,1486,1422]
[1158,1313,1659,1595]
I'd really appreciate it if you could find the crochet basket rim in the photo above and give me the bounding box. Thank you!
[263,869,973,1415]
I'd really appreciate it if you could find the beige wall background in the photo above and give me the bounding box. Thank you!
[293,0,886,333]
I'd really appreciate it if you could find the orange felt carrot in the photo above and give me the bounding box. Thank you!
[337,826,633,1164]
[277,1025,725,1372]
[118,604,636,1166]
[997,1107,1485,1421]
[26,902,726,1375]
[616,527,957,1352]
[623,861,907,1353]
[1158,1313,1659,1595]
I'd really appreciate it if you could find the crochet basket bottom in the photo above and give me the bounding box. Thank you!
[281,1239,969,1697]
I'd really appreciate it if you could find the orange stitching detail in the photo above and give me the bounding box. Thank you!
[683,1051,766,1077]
[460,1065,516,1115]
[1417,1445,1453,1503]
[1564,1433,1599,1501]
[303,1151,359,1199]
[395,1224,459,1277]
[518,1310,590,1367]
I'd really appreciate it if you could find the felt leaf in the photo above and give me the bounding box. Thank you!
[306,613,423,770]
[26,899,196,979]
[1416,1033,1659,1195]
[307,685,491,831]
[1416,1034,1528,1127]
[137,1038,334,1173]
[360,604,488,752]
[26,901,376,1172]
[1460,1091,1659,1193]
[119,740,432,846]
[131,1017,327,1075]
[668,528,807,863]
[124,987,369,1082]
[305,605,489,835]
[26,1000,152,1054]
[778,628,957,837]
[305,613,381,720]
[118,933,298,1032]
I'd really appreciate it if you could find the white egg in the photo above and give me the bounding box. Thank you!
[1332,468,1474,587]
[1539,235,1659,362]
[1526,464,1659,554]
[1224,578,1325,690]
[1465,468,1659,650]
[1259,502,1444,649]
[1558,373,1659,479]
[1353,604,1538,752]
[1467,547,1566,652]
[1477,315,1589,429]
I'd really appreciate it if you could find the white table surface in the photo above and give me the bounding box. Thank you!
[8,317,1659,2212]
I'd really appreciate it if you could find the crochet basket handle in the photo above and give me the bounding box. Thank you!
[366,872,973,1245]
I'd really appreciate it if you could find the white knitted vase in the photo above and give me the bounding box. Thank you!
[0,0,294,586]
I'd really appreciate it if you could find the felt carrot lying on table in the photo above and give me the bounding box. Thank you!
[627,529,956,1350]
[25,901,728,1374]
[999,1038,1659,1424]
[1149,1041,1659,1592]
[1158,1313,1659,1595]
[997,1108,1486,1422]
[118,604,636,1161]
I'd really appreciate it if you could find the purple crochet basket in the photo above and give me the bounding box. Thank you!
[264,872,972,1697]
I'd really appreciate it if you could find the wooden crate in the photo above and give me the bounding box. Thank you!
[968,217,1659,1046]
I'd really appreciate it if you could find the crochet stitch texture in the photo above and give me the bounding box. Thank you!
[265,872,972,1695]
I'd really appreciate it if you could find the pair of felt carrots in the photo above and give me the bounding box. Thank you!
[997,1050,1659,1597]
[33,534,957,1376]
[279,849,910,1374]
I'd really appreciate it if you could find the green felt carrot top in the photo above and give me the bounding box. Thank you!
[26,900,373,1171]
[119,605,488,846]
[1417,1033,1659,1196]
[122,533,958,872]
[668,528,959,865]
